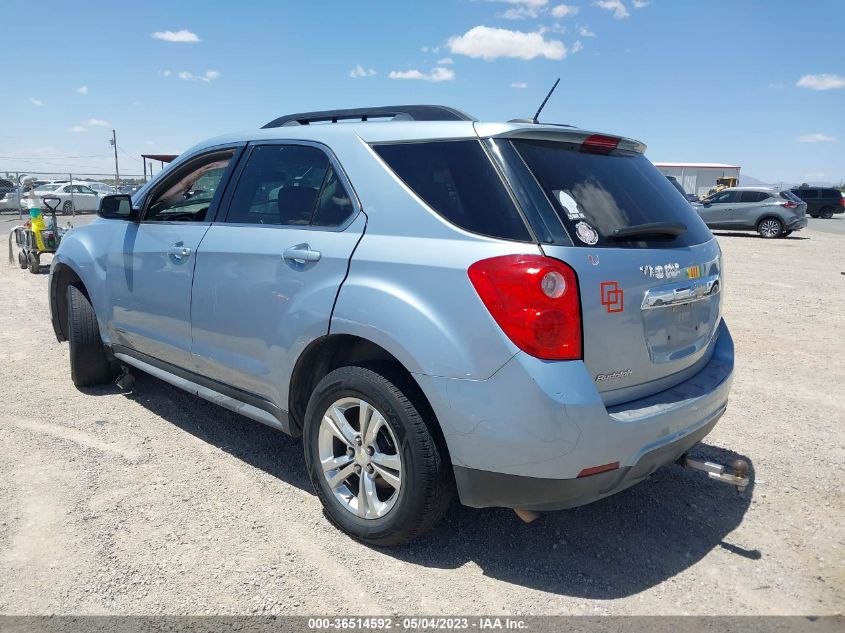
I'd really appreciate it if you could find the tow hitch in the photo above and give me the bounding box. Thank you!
[680,455,750,491]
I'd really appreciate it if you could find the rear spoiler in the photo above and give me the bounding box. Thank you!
[474,122,647,154]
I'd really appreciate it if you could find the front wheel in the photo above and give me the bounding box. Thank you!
[27,252,40,274]
[758,217,783,238]
[303,365,454,546]
[18,250,27,269]
[66,285,114,387]
[819,207,834,219]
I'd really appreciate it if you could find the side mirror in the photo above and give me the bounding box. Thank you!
[98,194,138,221]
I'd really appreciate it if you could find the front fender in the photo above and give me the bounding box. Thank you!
[49,221,114,343]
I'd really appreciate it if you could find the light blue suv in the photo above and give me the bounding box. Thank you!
[49,105,734,545]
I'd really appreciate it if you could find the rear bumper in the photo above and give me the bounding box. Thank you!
[786,217,808,230]
[455,413,719,510]
[414,320,734,508]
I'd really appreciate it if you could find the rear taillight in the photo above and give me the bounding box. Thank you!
[581,134,620,155]
[468,255,582,360]
[840,197,845,207]
[781,201,798,208]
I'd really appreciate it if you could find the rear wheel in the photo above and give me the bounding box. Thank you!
[303,365,454,546]
[17,250,27,269]
[819,206,834,219]
[27,252,40,274]
[66,285,114,387]
[62,200,73,215]
[757,217,783,238]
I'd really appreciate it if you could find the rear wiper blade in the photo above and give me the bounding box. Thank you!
[609,222,687,240]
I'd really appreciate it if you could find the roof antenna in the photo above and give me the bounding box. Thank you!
[532,78,560,124]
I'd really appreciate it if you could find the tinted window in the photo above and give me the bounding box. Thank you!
[740,191,770,203]
[512,139,711,248]
[709,191,740,204]
[822,189,840,198]
[780,191,802,203]
[374,140,531,241]
[798,189,818,199]
[226,144,354,227]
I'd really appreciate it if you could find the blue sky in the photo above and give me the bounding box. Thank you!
[3,0,843,184]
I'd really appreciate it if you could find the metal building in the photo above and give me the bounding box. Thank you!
[653,163,741,198]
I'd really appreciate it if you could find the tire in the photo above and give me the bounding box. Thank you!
[62,200,73,215]
[66,284,114,387]
[820,206,834,219]
[18,250,27,269]
[27,252,40,274]
[809,213,819,219]
[303,364,454,546]
[757,217,783,239]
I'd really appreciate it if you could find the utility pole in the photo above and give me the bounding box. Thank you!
[109,129,120,188]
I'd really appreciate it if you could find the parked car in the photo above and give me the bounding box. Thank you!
[693,186,807,238]
[50,105,734,545]
[790,186,845,218]
[24,183,101,214]
[51,180,117,196]
[0,186,20,212]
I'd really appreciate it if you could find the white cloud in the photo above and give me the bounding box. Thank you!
[68,126,87,133]
[448,25,566,60]
[571,40,584,53]
[632,0,650,7]
[161,70,172,77]
[176,70,220,83]
[146,140,155,146]
[490,0,548,6]
[76,85,88,95]
[579,25,597,37]
[349,65,377,78]
[436,57,455,65]
[595,0,629,19]
[551,4,579,17]
[388,67,455,82]
[151,29,200,43]
[511,82,528,88]
[29,97,43,106]
[796,133,836,143]
[88,118,109,127]
[420,45,441,53]
[502,6,542,19]
[796,73,845,91]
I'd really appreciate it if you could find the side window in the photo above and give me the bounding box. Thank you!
[740,191,768,203]
[145,150,234,222]
[710,191,735,204]
[311,166,354,227]
[78,186,96,195]
[800,189,818,199]
[226,144,354,227]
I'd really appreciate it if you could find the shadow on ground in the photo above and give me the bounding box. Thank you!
[85,372,756,600]
[713,231,809,240]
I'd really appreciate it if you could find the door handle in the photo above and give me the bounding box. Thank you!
[283,244,321,264]
[168,243,192,261]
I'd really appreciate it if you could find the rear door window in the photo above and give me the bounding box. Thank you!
[511,139,712,248]
[780,191,803,203]
[799,189,819,199]
[225,144,356,227]
[373,140,531,241]
[740,191,770,203]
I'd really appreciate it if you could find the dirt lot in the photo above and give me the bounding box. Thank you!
[0,224,842,616]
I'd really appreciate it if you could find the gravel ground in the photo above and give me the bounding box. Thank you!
[0,226,842,616]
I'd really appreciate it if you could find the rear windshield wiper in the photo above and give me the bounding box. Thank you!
[609,222,687,241]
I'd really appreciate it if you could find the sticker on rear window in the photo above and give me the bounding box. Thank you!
[554,190,585,220]
[575,221,598,245]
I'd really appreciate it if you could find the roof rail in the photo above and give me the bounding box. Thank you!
[261,105,476,128]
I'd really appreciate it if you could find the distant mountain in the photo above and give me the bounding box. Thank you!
[739,174,767,186]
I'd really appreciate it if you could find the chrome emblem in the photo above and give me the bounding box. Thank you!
[640,263,681,279]
[596,369,633,382]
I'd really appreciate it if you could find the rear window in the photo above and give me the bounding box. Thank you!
[512,139,712,248]
[373,140,531,241]
[780,191,802,203]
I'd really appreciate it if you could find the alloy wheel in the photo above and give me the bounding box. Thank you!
[318,397,402,519]
[759,219,781,238]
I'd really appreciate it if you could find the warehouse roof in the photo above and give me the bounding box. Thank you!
[653,162,741,169]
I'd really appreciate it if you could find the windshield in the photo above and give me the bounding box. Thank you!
[511,139,713,248]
